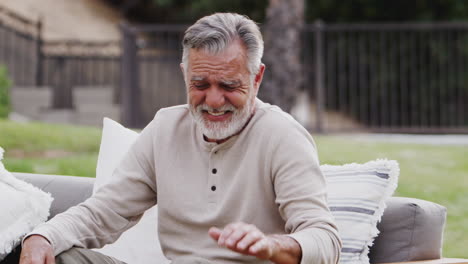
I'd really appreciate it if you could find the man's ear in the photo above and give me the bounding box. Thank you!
[180,63,185,77]
[254,63,266,91]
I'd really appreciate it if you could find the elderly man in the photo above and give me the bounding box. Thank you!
[20,13,341,264]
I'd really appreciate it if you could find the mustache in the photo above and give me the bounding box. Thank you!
[196,103,237,112]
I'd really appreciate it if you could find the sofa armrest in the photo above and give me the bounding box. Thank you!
[377,258,468,264]
[369,197,447,264]
[12,172,95,219]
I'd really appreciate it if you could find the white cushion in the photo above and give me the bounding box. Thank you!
[94,117,139,193]
[95,118,398,264]
[322,160,399,264]
[0,147,53,261]
[92,118,169,263]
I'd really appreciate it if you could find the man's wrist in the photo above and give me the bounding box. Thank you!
[23,234,52,246]
[268,235,302,264]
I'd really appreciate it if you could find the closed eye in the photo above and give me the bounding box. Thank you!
[221,84,238,91]
[220,81,241,91]
[192,83,209,90]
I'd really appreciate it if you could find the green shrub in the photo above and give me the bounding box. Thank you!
[0,65,12,119]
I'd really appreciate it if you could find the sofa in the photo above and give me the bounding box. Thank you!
[2,172,448,264]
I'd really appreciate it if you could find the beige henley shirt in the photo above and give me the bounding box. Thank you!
[30,99,341,264]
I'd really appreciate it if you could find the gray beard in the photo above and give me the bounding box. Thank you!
[189,96,255,141]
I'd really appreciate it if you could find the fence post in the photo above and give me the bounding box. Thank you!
[35,17,43,87]
[313,20,325,133]
[120,23,142,128]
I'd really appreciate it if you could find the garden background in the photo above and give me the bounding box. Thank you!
[1,0,467,259]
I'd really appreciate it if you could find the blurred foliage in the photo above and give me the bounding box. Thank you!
[306,0,468,22]
[107,0,267,23]
[0,65,11,119]
[106,0,468,23]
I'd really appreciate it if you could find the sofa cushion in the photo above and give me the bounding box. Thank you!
[0,147,53,261]
[368,197,446,263]
[94,117,139,193]
[92,118,168,264]
[14,172,94,219]
[322,160,399,264]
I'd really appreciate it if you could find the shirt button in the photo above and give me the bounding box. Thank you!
[212,168,217,174]
[211,185,216,191]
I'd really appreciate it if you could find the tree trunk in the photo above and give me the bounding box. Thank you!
[259,0,304,113]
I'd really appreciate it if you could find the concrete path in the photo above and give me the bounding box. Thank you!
[337,133,468,146]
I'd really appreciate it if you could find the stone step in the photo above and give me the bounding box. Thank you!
[10,87,52,120]
[10,86,121,127]
[73,86,115,107]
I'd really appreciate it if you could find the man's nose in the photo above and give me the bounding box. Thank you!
[205,87,225,109]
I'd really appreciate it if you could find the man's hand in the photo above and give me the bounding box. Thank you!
[208,222,301,264]
[20,235,55,264]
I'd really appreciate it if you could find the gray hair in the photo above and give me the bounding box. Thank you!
[182,13,264,76]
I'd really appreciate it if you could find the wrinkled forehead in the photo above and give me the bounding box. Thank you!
[187,41,250,76]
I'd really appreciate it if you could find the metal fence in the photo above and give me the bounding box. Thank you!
[41,43,121,108]
[2,6,467,133]
[306,22,468,133]
[121,22,468,132]
[120,24,187,127]
[0,6,120,109]
[0,6,40,86]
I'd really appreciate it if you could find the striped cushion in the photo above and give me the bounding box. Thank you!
[321,159,399,264]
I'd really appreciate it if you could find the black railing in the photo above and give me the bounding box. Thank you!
[0,7,120,109]
[120,23,186,127]
[2,7,467,133]
[121,21,468,132]
[306,21,468,133]
[0,6,40,86]
[41,43,121,108]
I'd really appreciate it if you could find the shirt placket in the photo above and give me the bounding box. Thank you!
[207,148,220,205]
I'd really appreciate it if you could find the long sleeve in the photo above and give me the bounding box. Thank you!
[269,115,342,264]
[26,118,159,256]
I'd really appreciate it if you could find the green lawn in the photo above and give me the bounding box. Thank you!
[0,119,466,258]
[0,120,101,177]
[316,135,468,258]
